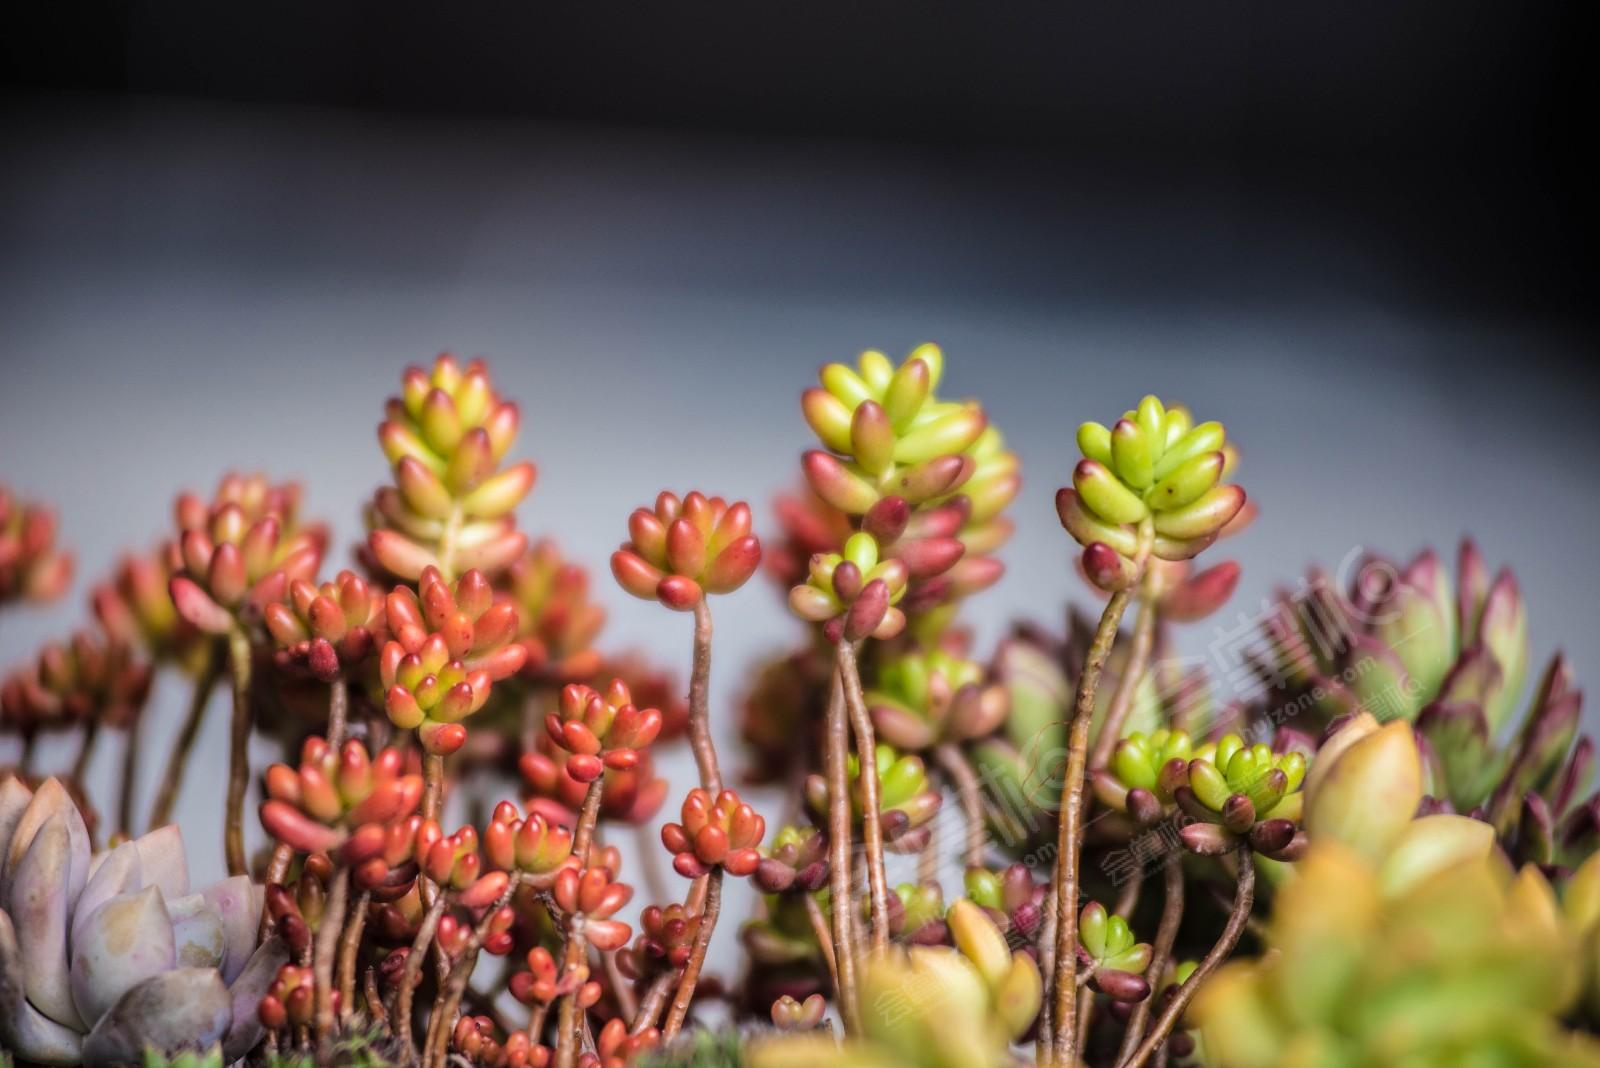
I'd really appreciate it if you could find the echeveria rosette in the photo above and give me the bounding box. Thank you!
[661,787,767,878]
[0,485,74,608]
[366,354,534,583]
[258,737,423,868]
[544,679,663,784]
[788,531,908,644]
[0,777,283,1066]
[507,539,606,684]
[1074,901,1154,1003]
[263,570,387,682]
[1175,734,1308,861]
[611,490,762,611]
[800,344,988,518]
[867,647,1008,752]
[379,566,527,755]
[1058,396,1245,590]
[166,474,327,635]
[805,743,941,854]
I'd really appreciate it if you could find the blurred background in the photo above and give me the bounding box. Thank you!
[3,2,1597,915]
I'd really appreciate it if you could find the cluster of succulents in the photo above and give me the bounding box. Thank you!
[4,346,1597,1068]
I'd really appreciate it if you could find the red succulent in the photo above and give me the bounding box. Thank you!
[611,491,762,610]
[660,788,766,878]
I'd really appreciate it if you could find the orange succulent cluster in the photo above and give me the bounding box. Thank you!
[0,484,73,606]
[545,679,664,783]
[611,491,762,610]
[660,787,767,877]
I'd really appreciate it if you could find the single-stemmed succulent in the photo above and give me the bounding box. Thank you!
[788,531,909,644]
[366,354,533,583]
[0,777,283,1066]
[611,491,762,612]
[544,679,664,784]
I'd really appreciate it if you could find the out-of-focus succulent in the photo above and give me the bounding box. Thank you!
[1303,713,1422,862]
[1193,810,1600,1067]
[507,539,606,684]
[754,824,830,894]
[1093,728,1196,821]
[896,881,949,944]
[1072,901,1152,1003]
[545,679,663,784]
[805,743,941,854]
[416,822,512,908]
[620,902,703,978]
[166,474,326,635]
[1058,397,1244,589]
[1173,733,1307,860]
[661,787,767,878]
[518,735,668,828]
[0,777,283,1066]
[366,354,533,582]
[799,345,987,518]
[770,992,828,1031]
[92,549,207,671]
[2,629,152,738]
[963,864,1044,950]
[379,566,526,753]
[509,943,596,1011]
[867,647,1008,751]
[788,532,908,643]
[611,490,762,611]
[0,485,74,607]
[263,571,386,681]
[258,737,423,861]
[550,864,633,952]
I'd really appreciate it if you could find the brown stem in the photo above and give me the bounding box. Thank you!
[427,880,520,1068]
[70,719,99,784]
[314,867,350,1056]
[803,892,840,1001]
[1114,865,1143,919]
[836,641,889,953]
[1090,594,1158,770]
[662,867,721,1041]
[257,843,296,942]
[1036,883,1057,1061]
[420,752,445,908]
[395,893,449,1047]
[224,625,254,877]
[687,598,721,795]
[631,972,674,1035]
[337,889,371,1026]
[326,675,349,747]
[573,778,604,864]
[365,967,388,1032]
[1052,585,1134,1064]
[117,717,142,839]
[1116,855,1185,1067]
[935,743,986,869]
[527,1001,550,1044]
[823,670,860,1032]
[147,640,223,829]
[918,812,941,884]
[1118,847,1254,1068]
[553,927,589,1068]
[605,949,638,1025]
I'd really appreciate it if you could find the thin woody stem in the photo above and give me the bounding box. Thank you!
[836,640,889,952]
[824,669,861,1032]
[337,889,371,1026]
[553,927,589,1068]
[314,867,350,1057]
[117,716,142,838]
[573,778,604,865]
[420,751,445,908]
[1051,587,1133,1063]
[326,675,349,747]
[803,892,841,1001]
[631,972,675,1035]
[688,598,721,795]
[1116,853,1185,1067]
[1118,846,1253,1068]
[662,867,721,1041]
[426,879,521,1068]
[223,625,254,877]
[935,743,986,869]
[1036,884,1057,1060]
[1090,593,1158,770]
[71,719,99,784]
[395,893,449,1047]
[604,949,638,1024]
[147,639,223,829]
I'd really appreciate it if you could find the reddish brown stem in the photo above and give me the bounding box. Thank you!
[604,949,638,1024]
[573,778,604,864]
[1052,586,1133,1063]
[337,889,371,1026]
[71,719,99,784]
[223,625,254,877]
[553,926,589,1068]
[803,892,840,1001]
[662,867,721,1041]
[395,893,449,1047]
[1116,855,1185,1066]
[326,675,349,748]
[687,598,721,795]
[314,867,350,1057]
[1090,594,1157,770]
[935,742,986,869]
[426,879,520,1068]
[1118,847,1254,1068]
[147,639,223,830]
[823,670,860,1032]
[420,751,445,908]
[117,718,142,840]
[631,972,674,1035]
[836,641,889,953]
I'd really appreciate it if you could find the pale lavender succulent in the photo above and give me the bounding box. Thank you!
[0,777,285,1066]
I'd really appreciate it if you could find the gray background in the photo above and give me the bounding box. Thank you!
[2,3,1596,978]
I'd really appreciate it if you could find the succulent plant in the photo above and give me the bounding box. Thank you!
[507,539,607,684]
[550,864,634,952]
[866,647,1008,751]
[804,742,941,853]
[611,491,762,611]
[0,484,74,608]
[1171,732,1308,860]
[263,570,387,681]
[0,777,283,1066]
[545,679,664,783]
[1072,901,1153,1002]
[258,736,424,858]
[366,354,533,582]
[788,531,908,643]
[661,787,767,878]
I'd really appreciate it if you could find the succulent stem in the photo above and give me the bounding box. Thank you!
[314,866,350,1057]
[573,778,604,865]
[1116,854,1185,1067]
[147,638,223,830]
[663,866,721,1041]
[824,669,861,1032]
[1036,883,1057,1060]
[338,888,371,1027]
[605,948,638,1023]
[70,718,99,785]
[837,640,890,952]
[420,751,445,909]
[935,742,986,870]
[1090,592,1158,771]
[804,889,841,1002]
[326,675,349,748]
[428,878,520,1068]
[117,715,142,838]
[631,971,674,1035]
[553,926,589,1068]
[224,624,254,876]
[688,598,721,795]
[1118,846,1254,1068]
[395,892,449,1049]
